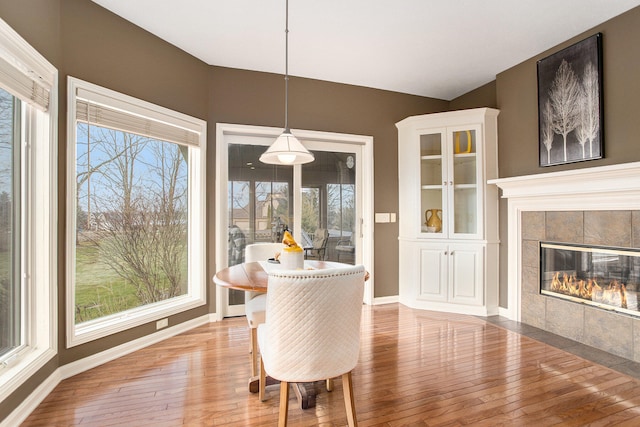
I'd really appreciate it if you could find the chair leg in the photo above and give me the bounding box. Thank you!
[342,372,357,427]
[278,381,290,427]
[326,378,333,391]
[250,327,258,377]
[259,357,266,402]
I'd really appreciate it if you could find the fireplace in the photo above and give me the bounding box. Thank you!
[540,242,640,317]
[490,162,640,362]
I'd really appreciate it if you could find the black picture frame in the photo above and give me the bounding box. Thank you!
[537,33,603,167]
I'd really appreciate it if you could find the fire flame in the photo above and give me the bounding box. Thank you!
[549,272,628,309]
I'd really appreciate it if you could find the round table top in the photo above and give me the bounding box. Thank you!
[213,260,368,292]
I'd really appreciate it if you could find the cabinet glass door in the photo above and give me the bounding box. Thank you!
[420,132,444,235]
[451,129,477,235]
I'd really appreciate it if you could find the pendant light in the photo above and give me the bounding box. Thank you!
[260,0,314,165]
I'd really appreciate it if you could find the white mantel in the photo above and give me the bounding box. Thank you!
[489,161,640,321]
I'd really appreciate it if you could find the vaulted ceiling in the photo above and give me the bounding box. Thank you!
[92,0,640,100]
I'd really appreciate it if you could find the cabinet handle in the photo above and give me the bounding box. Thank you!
[443,181,447,186]
[450,250,455,255]
[449,181,453,185]
[444,251,448,255]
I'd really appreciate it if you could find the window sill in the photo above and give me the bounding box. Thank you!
[68,294,206,348]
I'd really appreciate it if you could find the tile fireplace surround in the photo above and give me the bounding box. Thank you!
[491,161,640,362]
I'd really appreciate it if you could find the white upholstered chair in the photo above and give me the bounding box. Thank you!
[258,265,366,427]
[244,242,284,378]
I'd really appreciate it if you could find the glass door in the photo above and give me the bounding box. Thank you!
[450,126,479,237]
[419,126,481,238]
[220,133,363,316]
[301,147,358,264]
[419,131,444,236]
[227,143,293,307]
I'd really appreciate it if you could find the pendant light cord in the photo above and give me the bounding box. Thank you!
[259,0,314,165]
[284,0,290,132]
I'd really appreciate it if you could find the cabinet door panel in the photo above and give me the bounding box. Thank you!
[449,126,480,237]
[419,131,445,235]
[450,246,483,305]
[419,246,447,301]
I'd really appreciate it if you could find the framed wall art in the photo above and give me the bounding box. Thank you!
[537,33,603,167]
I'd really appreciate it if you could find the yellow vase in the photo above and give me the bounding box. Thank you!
[425,209,442,232]
[454,130,472,154]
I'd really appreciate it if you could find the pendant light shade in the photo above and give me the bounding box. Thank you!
[260,0,314,166]
[259,130,315,164]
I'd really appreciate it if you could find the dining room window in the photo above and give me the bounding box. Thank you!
[0,89,21,361]
[0,16,57,403]
[67,77,206,347]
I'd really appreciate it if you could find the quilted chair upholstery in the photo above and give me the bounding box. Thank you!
[258,265,366,426]
[244,242,284,377]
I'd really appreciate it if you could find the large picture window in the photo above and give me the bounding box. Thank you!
[67,77,206,346]
[0,18,57,403]
[0,89,21,359]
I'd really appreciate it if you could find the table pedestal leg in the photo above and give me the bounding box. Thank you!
[249,375,278,393]
[250,376,318,409]
[292,382,316,409]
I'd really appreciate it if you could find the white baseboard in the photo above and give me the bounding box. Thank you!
[1,368,62,427]
[60,314,211,379]
[1,314,212,427]
[372,295,399,305]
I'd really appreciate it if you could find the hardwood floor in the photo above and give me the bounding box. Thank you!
[21,303,640,426]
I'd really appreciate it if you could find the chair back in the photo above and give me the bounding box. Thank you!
[245,242,284,263]
[312,228,329,250]
[245,243,284,301]
[259,265,366,383]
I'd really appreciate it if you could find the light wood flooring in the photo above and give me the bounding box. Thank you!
[21,303,640,426]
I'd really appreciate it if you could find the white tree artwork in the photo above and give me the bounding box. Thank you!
[538,33,603,166]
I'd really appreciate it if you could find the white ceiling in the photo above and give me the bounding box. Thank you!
[91,0,640,100]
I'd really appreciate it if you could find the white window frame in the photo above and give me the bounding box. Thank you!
[66,77,206,347]
[0,19,58,402]
[215,123,375,319]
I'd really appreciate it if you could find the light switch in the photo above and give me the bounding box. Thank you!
[375,213,390,223]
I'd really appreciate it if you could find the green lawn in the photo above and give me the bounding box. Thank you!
[0,243,137,324]
[74,241,140,323]
[74,238,188,324]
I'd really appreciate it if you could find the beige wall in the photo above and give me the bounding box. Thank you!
[58,0,213,365]
[0,0,63,417]
[493,6,640,306]
[497,7,640,177]
[2,0,640,420]
[0,0,447,419]
[208,66,448,306]
[450,81,497,111]
[452,7,640,307]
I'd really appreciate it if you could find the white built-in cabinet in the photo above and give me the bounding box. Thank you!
[396,108,500,316]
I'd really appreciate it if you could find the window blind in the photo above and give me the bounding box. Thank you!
[75,87,201,147]
[0,55,50,111]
